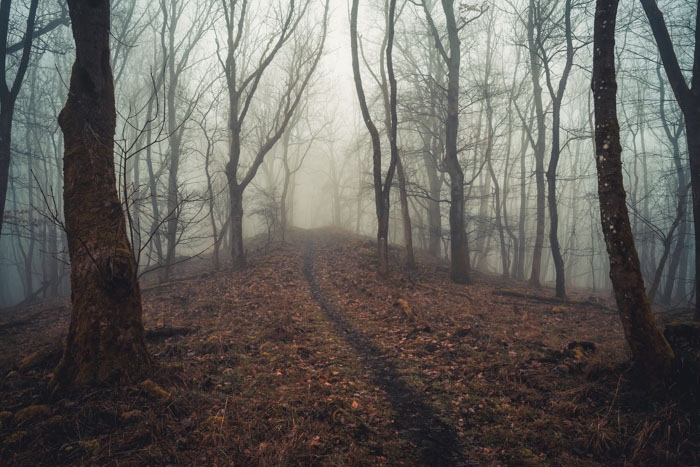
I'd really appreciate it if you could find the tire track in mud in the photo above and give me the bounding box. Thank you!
[302,234,464,467]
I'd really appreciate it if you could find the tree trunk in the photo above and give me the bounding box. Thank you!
[350,0,394,276]
[545,0,573,299]
[443,0,470,284]
[547,99,566,298]
[685,112,700,320]
[384,1,411,269]
[517,120,529,281]
[228,182,246,269]
[163,123,181,281]
[592,0,673,381]
[280,131,292,242]
[204,138,219,270]
[144,98,164,267]
[527,0,546,288]
[0,111,11,239]
[53,0,149,390]
[396,153,415,268]
[423,134,442,257]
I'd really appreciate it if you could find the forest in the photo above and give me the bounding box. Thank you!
[0,0,699,465]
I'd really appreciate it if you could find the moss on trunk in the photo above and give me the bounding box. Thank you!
[52,0,149,391]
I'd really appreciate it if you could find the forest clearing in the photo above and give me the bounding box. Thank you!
[1,228,697,466]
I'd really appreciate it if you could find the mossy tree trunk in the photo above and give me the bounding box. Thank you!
[592,0,674,382]
[53,0,149,390]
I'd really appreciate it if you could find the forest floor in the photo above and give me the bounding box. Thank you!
[0,227,698,466]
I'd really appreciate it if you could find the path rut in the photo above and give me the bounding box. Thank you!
[302,233,465,466]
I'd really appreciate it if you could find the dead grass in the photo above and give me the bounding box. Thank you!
[0,227,698,466]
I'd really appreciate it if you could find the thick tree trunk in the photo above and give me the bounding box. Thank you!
[592,0,673,381]
[53,0,149,390]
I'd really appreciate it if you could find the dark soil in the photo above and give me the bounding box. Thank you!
[0,227,698,466]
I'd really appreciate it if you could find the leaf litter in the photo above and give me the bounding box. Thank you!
[0,227,698,466]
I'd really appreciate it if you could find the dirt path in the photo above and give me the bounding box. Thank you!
[302,232,462,466]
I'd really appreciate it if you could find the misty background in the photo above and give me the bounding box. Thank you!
[0,0,695,310]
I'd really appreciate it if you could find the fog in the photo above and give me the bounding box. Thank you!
[0,0,696,311]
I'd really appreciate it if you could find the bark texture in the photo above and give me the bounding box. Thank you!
[592,0,673,381]
[53,0,149,390]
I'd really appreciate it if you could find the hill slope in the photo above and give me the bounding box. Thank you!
[0,227,696,466]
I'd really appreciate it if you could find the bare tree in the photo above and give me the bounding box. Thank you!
[350,0,400,275]
[592,0,673,382]
[53,0,149,390]
[220,0,328,268]
[524,0,547,287]
[422,0,485,283]
[543,0,575,298]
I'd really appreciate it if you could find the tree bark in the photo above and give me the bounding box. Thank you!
[53,0,149,390]
[592,0,673,381]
